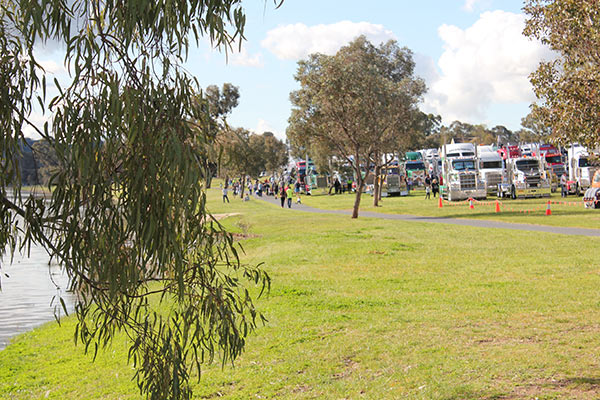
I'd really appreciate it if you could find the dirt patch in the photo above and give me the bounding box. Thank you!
[231,232,260,241]
[368,250,386,255]
[212,213,240,221]
[332,357,360,380]
[473,335,540,345]
[291,384,312,393]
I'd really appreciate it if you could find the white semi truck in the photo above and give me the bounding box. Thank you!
[567,145,598,196]
[477,145,505,196]
[440,143,486,201]
[499,156,551,199]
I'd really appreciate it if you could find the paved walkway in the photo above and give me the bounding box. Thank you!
[254,194,600,237]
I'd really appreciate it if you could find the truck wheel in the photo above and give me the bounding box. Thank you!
[511,185,516,200]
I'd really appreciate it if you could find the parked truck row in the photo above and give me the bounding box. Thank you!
[291,143,598,203]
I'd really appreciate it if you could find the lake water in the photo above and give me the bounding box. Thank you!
[0,245,75,350]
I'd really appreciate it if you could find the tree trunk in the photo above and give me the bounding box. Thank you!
[373,164,381,207]
[352,178,364,218]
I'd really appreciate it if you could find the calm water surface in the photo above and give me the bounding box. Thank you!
[0,245,75,350]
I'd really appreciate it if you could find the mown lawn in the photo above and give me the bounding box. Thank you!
[300,188,600,229]
[1,188,600,399]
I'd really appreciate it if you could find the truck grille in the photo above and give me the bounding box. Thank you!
[485,172,502,188]
[460,173,477,190]
[387,175,400,186]
[526,175,541,188]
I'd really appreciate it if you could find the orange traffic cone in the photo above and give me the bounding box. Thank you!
[495,200,500,213]
[438,196,443,208]
[469,198,474,209]
[545,200,552,216]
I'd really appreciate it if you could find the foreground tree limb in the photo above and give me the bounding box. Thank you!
[0,1,279,399]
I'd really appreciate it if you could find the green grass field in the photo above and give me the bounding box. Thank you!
[1,188,600,399]
[301,188,600,229]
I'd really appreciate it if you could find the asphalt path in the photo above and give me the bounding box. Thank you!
[253,193,600,237]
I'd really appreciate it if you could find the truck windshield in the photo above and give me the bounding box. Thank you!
[405,162,425,170]
[516,159,539,171]
[482,161,502,169]
[462,152,475,157]
[452,160,476,171]
[579,158,590,167]
[545,155,562,164]
[387,167,400,175]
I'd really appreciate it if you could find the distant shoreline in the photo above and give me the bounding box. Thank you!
[6,186,52,199]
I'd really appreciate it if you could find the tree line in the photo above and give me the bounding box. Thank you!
[9,138,58,186]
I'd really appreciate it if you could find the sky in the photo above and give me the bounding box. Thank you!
[29,0,555,141]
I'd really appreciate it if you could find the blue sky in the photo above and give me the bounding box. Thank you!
[183,0,553,141]
[30,1,553,141]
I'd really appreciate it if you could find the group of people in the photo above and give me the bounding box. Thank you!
[274,178,305,208]
[275,182,298,208]
[423,175,440,199]
[332,177,354,194]
[221,177,306,209]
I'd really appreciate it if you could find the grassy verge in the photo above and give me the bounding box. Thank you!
[300,188,600,229]
[1,188,600,399]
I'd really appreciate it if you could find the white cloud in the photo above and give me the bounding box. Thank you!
[261,21,396,60]
[463,0,481,12]
[254,119,285,140]
[422,10,554,124]
[413,52,439,88]
[38,59,65,75]
[22,111,51,139]
[229,46,264,67]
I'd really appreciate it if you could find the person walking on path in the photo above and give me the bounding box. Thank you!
[286,185,294,208]
[560,173,568,197]
[279,185,286,208]
[222,186,230,203]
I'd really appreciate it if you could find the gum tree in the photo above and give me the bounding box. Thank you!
[288,36,425,217]
[204,82,241,185]
[0,1,279,399]
[524,0,600,147]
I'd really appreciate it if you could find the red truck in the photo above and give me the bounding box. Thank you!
[497,145,521,161]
